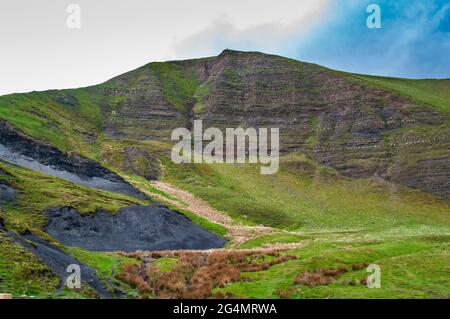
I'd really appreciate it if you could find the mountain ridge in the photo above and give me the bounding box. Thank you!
[0,50,449,199]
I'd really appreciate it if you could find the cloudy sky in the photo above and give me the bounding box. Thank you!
[1,0,449,95]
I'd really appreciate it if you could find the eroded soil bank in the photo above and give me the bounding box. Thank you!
[45,205,227,252]
[0,120,146,199]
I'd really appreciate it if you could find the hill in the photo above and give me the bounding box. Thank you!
[0,50,449,298]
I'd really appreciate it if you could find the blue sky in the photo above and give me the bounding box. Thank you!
[292,0,450,78]
[1,0,449,95]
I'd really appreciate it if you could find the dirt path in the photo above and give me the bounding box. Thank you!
[134,180,304,249]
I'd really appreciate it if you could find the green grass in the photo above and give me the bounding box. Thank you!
[164,153,450,232]
[97,140,229,237]
[347,74,450,114]
[0,230,59,297]
[153,258,178,272]
[0,89,104,157]
[305,117,319,147]
[67,247,140,279]
[238,233,310,249]
[0,161,147,233]
[149,62,199,114]
[193,82,212,114]
[67,247,141,298]
[216,236,450,299]
[174,207,228,237]
[0,159,147,299]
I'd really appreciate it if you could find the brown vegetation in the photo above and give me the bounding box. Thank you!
[351,263,369,271]
[275,287,298,299]
[294,268,348,287]
[294,263,370,287]
[117,250,296,299]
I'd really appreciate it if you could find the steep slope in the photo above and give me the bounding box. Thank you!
[0,49,449,202]
[1,50,449,200]
[348,75,450,114]
[94,50,450,199]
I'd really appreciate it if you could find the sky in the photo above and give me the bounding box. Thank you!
[0,0,449,95]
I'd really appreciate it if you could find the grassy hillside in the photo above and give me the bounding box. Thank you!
[0,89,104,157]
[217,235,450,298]
[0,160,147,234]
[0,231,60,297]
[163,153,450,231]
[348,74,450,114]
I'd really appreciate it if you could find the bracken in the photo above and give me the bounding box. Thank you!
[117,250,296,299]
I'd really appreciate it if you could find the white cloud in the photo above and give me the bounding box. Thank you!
[169,0,331,59]
[0,0,331,95]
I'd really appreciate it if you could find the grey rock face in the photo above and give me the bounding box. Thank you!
[0,120,147,200]
[0,181,16,205]
[45,204,226,252]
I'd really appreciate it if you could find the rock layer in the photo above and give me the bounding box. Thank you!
[99,50,450,199]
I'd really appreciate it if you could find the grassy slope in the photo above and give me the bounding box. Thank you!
[0,161,146,234]
[163,153,450,232]
[0,231,60,297]
[124,172,228,236]
[148,62,199,114]
[216,235,450,298]
[158,147,450,298]
[0,88,104,157]
[67,247,142,298]
[98,138,228,236]
[0,60,227,236]
[347,74,450,114]
[0,161,147,297]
